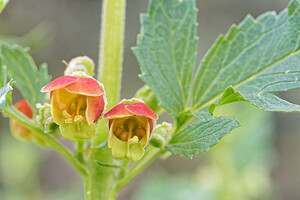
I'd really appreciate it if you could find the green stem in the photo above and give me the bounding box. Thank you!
[97,0,125,109]
[94,0,126,146]
[85,0,127,199]
[4,106,88,176]
[75,140,85,163]
[84,148,114,200]
[118,160,129,179]
[109,147,162,199]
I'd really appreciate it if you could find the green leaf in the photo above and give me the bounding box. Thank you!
[0,0,9,14]
[94,160,124,169]
[135,85,163,114]
[208,86,247,114]
[133,0,198,116]
[192,0,300,113]
[0,80,13,111]
[166,116,239,158]
[0,44,51,113]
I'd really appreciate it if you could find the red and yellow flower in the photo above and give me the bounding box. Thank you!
[41,76,106,140]
[104,98,158,161]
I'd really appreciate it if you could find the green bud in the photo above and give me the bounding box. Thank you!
[64,56,95,76]
[149,133,166,148]
[135,85,163,114]
[149,122,172,148]
[36,103,59,134]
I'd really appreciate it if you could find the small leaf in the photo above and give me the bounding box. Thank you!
[0,44,51,113]
[133,0,198,116]
[94,160,124,169]
[0,80,13,111]
[192,0,300,113]
[208,86,247,114]
[91,141,108,150]
[0,0,9,14]
[135,85,163,114]
[166,116,239,158]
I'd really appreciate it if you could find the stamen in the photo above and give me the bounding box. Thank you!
[65,118,73,123]
[74,115,84,123]
[128,136,139,144]
[63,110,72,118]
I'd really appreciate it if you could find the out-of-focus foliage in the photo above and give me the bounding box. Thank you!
[0,0,9,14]
[0,134,43,200]
[0,133,84,200]
[133,103,275,200]
[0,22,55,53]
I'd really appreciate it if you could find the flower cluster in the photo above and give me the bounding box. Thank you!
[39,61,158,161]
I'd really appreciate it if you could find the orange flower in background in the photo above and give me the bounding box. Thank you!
[104,98,158,161]
[10,99,33,141]
[41,76,106,140]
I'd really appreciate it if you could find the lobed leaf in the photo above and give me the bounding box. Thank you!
[166,116,239,158]
[133,0,198,116]
[0,44,51,113]
[192,0,300,113]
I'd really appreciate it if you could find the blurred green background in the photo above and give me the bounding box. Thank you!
[1,0,300,199]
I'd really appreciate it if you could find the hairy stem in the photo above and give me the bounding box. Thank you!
[84,0,126,199]
[109,147,163,199]
[97,0,125,109]
[94,0,126,146]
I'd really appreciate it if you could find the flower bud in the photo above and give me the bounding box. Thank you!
[149,122,172,148]
[36,103,58,134]
[64,56,95,76]
[10,100,33,141]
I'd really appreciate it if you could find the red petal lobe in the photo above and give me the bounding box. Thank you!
[41,76,79,92]
[125,102,158,120]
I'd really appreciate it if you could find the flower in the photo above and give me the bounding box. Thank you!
[10,99,33,141]
[104,98,158,161]
[41,76,106,140]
